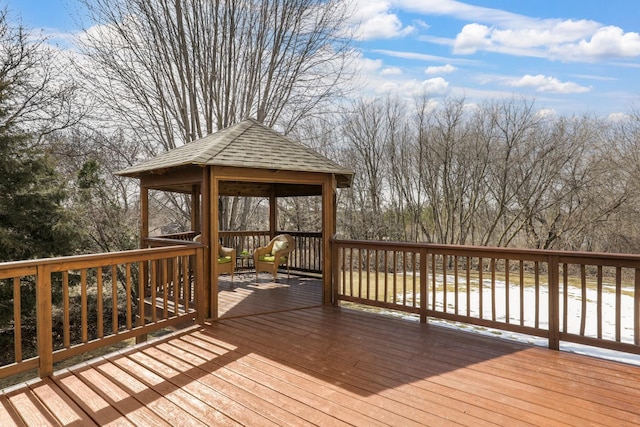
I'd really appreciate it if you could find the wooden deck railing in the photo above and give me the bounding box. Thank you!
[332,239,640,355]
[0,244,204,380]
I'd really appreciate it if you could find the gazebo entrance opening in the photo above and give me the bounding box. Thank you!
[143,182,327,319]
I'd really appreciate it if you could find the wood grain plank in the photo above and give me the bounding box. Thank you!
[7,387,58,426]
[53,371,134,427]
[0,395,25,426]
[30,377,98,426]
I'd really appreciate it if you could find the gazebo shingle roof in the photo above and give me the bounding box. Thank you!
[117,118,353,187]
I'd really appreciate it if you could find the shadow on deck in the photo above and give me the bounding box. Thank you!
[2,274,640,425]
[217,272,323,319]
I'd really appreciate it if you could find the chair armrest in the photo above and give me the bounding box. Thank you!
[254,246,271,258]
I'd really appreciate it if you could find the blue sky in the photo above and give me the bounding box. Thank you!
[6,0,640,117]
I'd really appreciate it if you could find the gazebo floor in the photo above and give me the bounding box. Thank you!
[2,304,640,426]
[217,272,322,318]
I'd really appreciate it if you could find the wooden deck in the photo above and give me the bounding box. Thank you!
[3,276,640,426]
[217,272,322,318]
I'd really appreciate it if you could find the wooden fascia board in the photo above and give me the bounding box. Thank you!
[139,167,204,190]
[212,166,328,186]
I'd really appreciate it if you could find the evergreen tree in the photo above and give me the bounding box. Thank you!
[0,128,79,261]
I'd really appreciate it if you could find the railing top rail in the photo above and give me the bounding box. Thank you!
[144,236,201,245]
[217,230,321,236]
[0,244,203,272]
[331,238,640,265]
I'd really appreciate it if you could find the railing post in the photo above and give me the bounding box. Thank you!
[331,238,339,305]
[548,255,560,350]
[420,247,428,324]
[195,245,206,324]
[36,265,53,377]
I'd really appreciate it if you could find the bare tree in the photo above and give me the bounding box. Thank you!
[0,9,84,143]
[79,0,354,147]
[413,97,491,245]
[341,97,400,240]
[78,0,354,230]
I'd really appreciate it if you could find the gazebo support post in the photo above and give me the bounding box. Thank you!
[209,168,220,319]
[191,185,201,233]
[269,186,277,239]
[201,167,212,319]
[322,175,337,306]
[137,186,149,343]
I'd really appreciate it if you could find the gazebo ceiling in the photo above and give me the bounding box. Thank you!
[116,118,353,197]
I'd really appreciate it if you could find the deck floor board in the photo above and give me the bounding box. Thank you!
[3,275,640,426]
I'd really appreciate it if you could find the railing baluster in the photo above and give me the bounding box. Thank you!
[466,258,471,317]
[412,252,417,308]
[366,249,370,301]
[616,267,622,342]
[81,269,88,343]
[126,264,132,330]
[13,277,22,362]
[173,257,179,316]
[454,255,459,315]
[431,253,436,310]
[520,260,525,327]
[635,268,640,346]
[597,266,603,339]
[384,250,388,303]
[375,250,380,303]
[162,259,169,319]
[62,272,70,349]
[491,258,496,321]
[580,265,587,336]
[442,255,447,313]
[97,268,103,338]
[478,257,483,320]
[151,261,157,323]
[535,262,540,329]
[505,259,510,324]
[348,247,353,297]
[112,265,119,335]
[562,263,568,333]
[402,252,407,307]
[393,251,398,304]
[138,261,145,327]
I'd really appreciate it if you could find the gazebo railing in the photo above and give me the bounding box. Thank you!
[156,230,323,274]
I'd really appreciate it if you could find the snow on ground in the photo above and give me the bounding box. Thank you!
[389,274,640,367]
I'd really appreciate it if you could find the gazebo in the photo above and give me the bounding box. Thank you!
[117,118,354,318]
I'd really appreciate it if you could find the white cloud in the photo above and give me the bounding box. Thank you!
[446,17,640,63]
[373,49,479,65]
[425,64,457,75]
[535,108,557,119]
[353,55,384,74]
[367,77,449,99]
[551,26,640,61]
[381,67,402,75]
[607,112,629,122]
[347,0,414,40]
[506,74,591,94]
[422,77,449,95]
[452,23,493,55]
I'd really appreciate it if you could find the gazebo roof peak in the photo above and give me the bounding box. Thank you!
[117,118,353,187]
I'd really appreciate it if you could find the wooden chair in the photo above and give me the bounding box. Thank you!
[253,234,295,281]
[194,235,236,281]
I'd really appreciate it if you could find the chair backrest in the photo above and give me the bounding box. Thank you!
[270,234,295,256]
